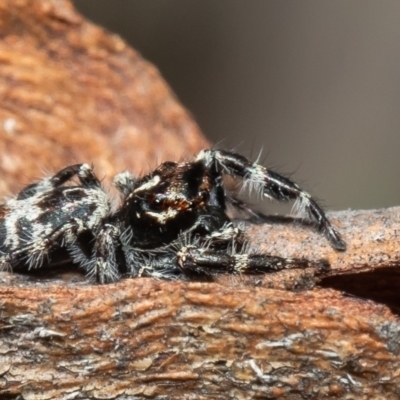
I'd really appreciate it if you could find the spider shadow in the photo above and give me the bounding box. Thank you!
[11,249,87,283]
[233,213,318,232]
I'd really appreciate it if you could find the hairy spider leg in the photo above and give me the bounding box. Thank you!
[113,171,138,196]
[122,221,328,280]
[50,163,102,188]
[5,217,120,283]
[5,164,121,281]
[89,223,122,283]
[173,221,328,276]
[117,222,245,280]
[2,218,86,271]
[2,163,102,270]
[196,149,346,251]
[201,222,245,245]
[176,245,329,275]
[48,165,122,282]
[17,163,102,200]
[226,195,272,223]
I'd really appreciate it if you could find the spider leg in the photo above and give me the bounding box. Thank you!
[135,257,184,280]
[121,243,183,280]
[0,255,12,272]
[112,171,138,196]
[7,216,120,283]
[196,149,346,251]
[7,218,87,271]
[226,195,271,223]
[70,225,123,284]
[120,223,245,280]
[17,164,101,200]
[176,244,329,276]
[48,163,101,188]
[202,222,245,245]
[177,222,329,276]
[89,223,122,284]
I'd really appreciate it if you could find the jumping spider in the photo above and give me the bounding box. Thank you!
[0,149,345,283]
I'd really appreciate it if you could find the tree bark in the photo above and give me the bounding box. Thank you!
[1,208,400,399]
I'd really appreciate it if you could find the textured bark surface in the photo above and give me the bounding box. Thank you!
[0,0,208,197]
[1,208,400,399]
[246,207,400,314]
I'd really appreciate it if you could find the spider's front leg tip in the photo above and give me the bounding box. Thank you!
[334,239,346,252]
[328,230,346,252]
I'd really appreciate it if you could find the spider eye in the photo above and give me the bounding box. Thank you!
[146,194,166,211]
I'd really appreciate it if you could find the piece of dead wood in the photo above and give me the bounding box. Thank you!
[1,207,400,399]
[0,0,208,197]
[245,207,400,313]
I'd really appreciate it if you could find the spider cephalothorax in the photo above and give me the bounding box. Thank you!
[0,149,345,283]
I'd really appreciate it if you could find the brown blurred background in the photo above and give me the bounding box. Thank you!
[74,1,400,211]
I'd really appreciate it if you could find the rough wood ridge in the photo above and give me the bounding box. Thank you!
[1,207,400,399]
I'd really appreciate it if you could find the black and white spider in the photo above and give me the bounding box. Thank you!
[0,149,345,283]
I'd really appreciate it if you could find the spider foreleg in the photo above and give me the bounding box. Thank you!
[197,149,345,251]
